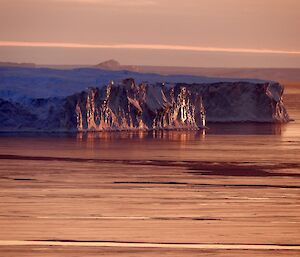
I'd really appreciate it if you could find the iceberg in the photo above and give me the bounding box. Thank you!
[0,68,290,132]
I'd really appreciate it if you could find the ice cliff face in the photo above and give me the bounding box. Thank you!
[188,81,289,123]
[66,78,206,131]
[0,78,289,132]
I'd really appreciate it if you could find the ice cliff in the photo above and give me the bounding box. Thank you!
[0,69,290,132]
[66,79,206,131]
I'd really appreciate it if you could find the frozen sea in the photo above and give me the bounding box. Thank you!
[0,88,299,256]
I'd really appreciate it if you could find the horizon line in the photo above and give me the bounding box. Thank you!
[1,41,300,55]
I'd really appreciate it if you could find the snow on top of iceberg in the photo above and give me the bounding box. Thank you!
[0,67,270,101]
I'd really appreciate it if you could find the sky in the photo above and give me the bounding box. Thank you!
[0,0,300,67]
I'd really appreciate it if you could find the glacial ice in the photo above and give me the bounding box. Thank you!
[0,68,290,132]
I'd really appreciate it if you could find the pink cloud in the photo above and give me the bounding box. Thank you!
[1,41,300,55]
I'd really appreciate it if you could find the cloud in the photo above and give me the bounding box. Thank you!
[32,0,157,6]
[1,41,300,55]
